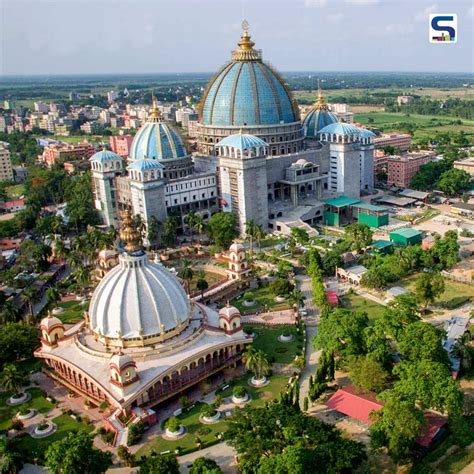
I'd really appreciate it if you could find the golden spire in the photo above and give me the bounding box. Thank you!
[150,93,161,121]
[232,20,261,61]
[119,209,142,253]
[314,79,329,110]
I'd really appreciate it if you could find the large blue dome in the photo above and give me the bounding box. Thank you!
[130,104,187,161]
[199,27,298,127]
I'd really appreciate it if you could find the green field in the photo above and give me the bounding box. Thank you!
[231,284,290,315]
[136,375,290,458]
[5,184,25,199]
[339,293,385,323]
[246,324,303,364]
[54,300,89,324]
[397,274,473,308]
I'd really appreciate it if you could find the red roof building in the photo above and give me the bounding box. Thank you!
[326,386,447,448]
[326,291,339,306]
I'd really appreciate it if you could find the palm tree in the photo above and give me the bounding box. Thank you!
[288,288,305,310]
[196,271,209,298]
[0,364,26,396]
[245,220,257,255]
[185,211,198,243]
[53,239,68,261]
[67,252,82,270]
[179,260,194,294]
[74,265,91,296]
[22,288,37,319]
[451,333,473,369]
[242,347,270,381]
[254,224,266,251]
[0,301,21,324]
[45,287,61,308]
[193,214,206,243]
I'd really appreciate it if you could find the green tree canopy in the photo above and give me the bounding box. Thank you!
[348,356,389,393]
[45,431,112,474]
[139,454,180,474]
[437,168,471,196]
[345,223,373,253]
[414,272,445,311]
[64,172,99,231]
[189,457,223,474]
[207,213,238,250]
[313,309,369,359]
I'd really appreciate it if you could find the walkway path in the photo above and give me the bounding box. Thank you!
[178,442,236,473]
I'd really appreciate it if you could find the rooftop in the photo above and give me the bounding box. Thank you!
[352,202,387,212]
[390,227,422,238]
[371,240,393,250]
[324,196,361,208]
[399,189,429,200]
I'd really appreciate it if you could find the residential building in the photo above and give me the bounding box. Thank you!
[109,135,134,157]
[38,142,96,167]
[387,151,436,187]
[0,143,13,182]
[373,133,412,152]
[397,95,415,105]
[453,157,474,177]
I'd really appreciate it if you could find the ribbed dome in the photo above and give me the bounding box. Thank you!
[129,121,187,161]
[303,108,338,136]
[90,150,121,162]
[216,133,267,150]
[318,122,363,137]
[199,26,298,127]
[127,158,165,172]
[89,252,190,343]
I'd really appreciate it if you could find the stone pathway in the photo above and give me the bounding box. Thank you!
[299,325,320,406]
[241,309,294,325]
[178,441,237,473]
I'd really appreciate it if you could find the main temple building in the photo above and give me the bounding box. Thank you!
[91,22,375,238]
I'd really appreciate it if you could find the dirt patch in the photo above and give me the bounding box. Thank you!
[259,391,273,400]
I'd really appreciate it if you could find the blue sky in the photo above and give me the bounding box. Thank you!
[1,0,473,75]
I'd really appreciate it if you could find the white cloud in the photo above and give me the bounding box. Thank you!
[327,13,343,23]
[345,0,379,4]
[468,6,474,18]
[385,23,414,35]
[414,4,438,23]
[304,0,328,7]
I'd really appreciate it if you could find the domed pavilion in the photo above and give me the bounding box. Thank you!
[35,211,251,415]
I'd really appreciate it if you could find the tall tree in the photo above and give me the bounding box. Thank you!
[196,271,209,299]
[162,216,179,248]
[139,454,180,474]
[207,212,238,250]
[348,356,389,393]
[242,346,270,381]
[179,260,194,294]
[414,272,445,311]
[0,364,26,396]
[345,223,373,254]
[45,431,112,474]
[185,210,199,243]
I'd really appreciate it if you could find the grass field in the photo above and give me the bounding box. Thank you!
[0,388,54,431]
[246,324,303,364]
[231,284,290,315]
[397,274,473,308]
[339,293,385,323]
[5,184,25,199]
[13,414,94,463]
[54,300,89,324]
[136,374,290,458]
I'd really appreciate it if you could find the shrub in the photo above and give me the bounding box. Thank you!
[18,407,30,416]
[117,445,136,467]
[165,416,181,433]
[127,420,145,445]
[303,396,309,412]
[101,430,115,445]
[201,403,217,418]
[269,278,293,296]
[99,401,108,410]
[196,426,211,436]
[233,386,247,398]
[243,292,253,302]
[10,418,24,431]
[179,395,189,410]
[282,330,290,337]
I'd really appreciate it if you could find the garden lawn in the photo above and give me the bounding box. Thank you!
[188,270,224,293]
[0,388,54,430]
[12,414,94,463]
[55,300,89,324]
[135,402,229,458]
[231,284,290,315]
[339,293,385,323]
[5,184,25,199]
[245,325,303,364]
[397,274,473,309]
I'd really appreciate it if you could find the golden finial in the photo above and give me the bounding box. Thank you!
[150,93,161,121]
[314,79,329,110]
[232,20,260,61]
[119,209,142,253]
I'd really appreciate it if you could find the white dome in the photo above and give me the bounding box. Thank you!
[109,352,134,370]
[40,314,63,332]
[89,252,190,343]
[219,305,240,319]
[229,242,245,253]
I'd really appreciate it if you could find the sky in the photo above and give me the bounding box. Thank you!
[1,0,473,75]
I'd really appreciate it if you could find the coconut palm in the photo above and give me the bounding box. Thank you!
[53,239,68,261]
[45,287,61,308]
[67,251,82,270]
[451,332,473,369]
[193,214,206,243]
[185,211,199,243]
[242,346,270,381]
[254,224,266,251]
[179,260,194,294]
[245,220,257,255]
[22,288,37,319]
[0,364,26,396]
[0,301,21,324]
[74,265,91,296]
[288,288,305,309]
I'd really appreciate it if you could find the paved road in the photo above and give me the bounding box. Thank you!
[178,442,237,473]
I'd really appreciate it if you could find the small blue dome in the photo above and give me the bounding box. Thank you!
[216,133,267,150]
[90,150,121,162]
[318,122,363,137]
[303,108,338,136]
[359,129,376,138]
[130,121,187,161]
[127,158,165,172]
[200,28,298,127]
